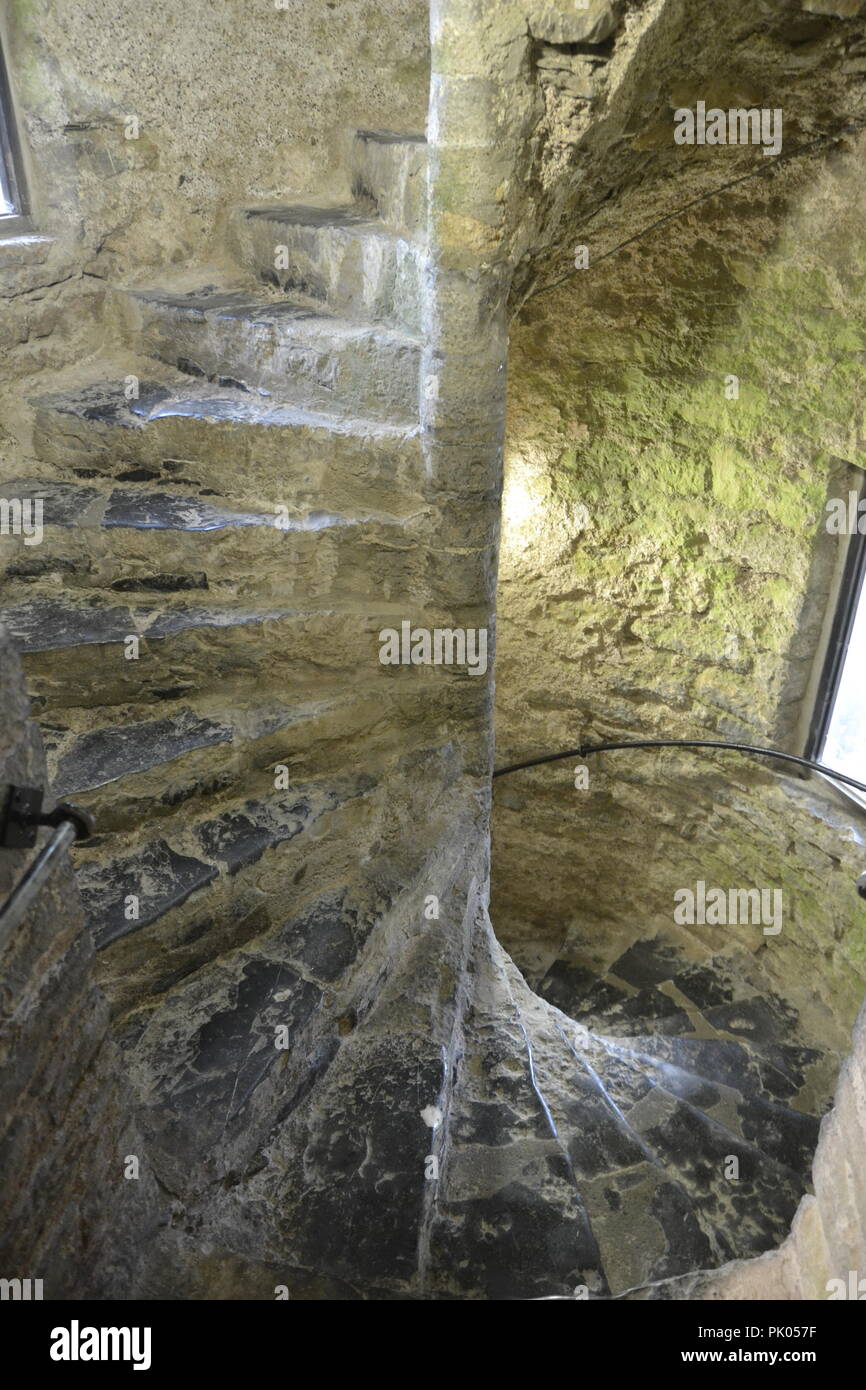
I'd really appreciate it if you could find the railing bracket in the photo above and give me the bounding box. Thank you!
[1,785,94,849]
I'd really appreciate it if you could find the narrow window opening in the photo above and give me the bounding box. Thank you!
[0,38,28,229]
[807,476,866,796]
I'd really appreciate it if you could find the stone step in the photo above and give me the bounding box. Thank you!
[112,855,441,1212]
[75,734,471,1023]
[537,942,838,1121]
[0,475,436,607]
[47,703,237,799]
[122,289,422,425]
[495,972,820,1295]
[424,923,608,1300]
[30,376,426,520]
[0,593,292,655]
[534,1032,810,1291]
[607,1029,827,1118]
[230,203,424,332]
[41,695,336,820]
[425,929,815,1298]
[74,773,372,951]
[0,475,281,533]
[0,596,372,714]
[1,593,489,722]
[589,1028,818,1177]
[351,130,427,236]
[38,678,410,837]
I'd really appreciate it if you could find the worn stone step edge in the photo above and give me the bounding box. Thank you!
[31,371,423,444]
[0,594,427,655]
[124,293,422,425]
[43,696,339,800]
[228,201,425,332]
[0,475,412,536]
[75,772,375,949]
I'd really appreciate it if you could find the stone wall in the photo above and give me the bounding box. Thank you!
[0,0,430,458]
[493,128,866,1070]
[0,627,158,1298]
[4,0,429,251]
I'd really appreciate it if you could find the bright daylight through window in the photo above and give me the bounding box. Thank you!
[0,41,24,222]
[821,558,866,789]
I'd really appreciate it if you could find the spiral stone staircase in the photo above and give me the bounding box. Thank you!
[0,129,434,1005]
[0,122,845,1299]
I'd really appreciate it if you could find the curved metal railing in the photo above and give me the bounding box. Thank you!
[493,738,866,899]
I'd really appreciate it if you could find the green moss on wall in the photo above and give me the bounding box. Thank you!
[494,150,866,1043]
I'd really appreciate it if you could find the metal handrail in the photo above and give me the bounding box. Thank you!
[0,819,78,940]
[493,738,866,795]
[492,738,866,899]
[0,786,94,943]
